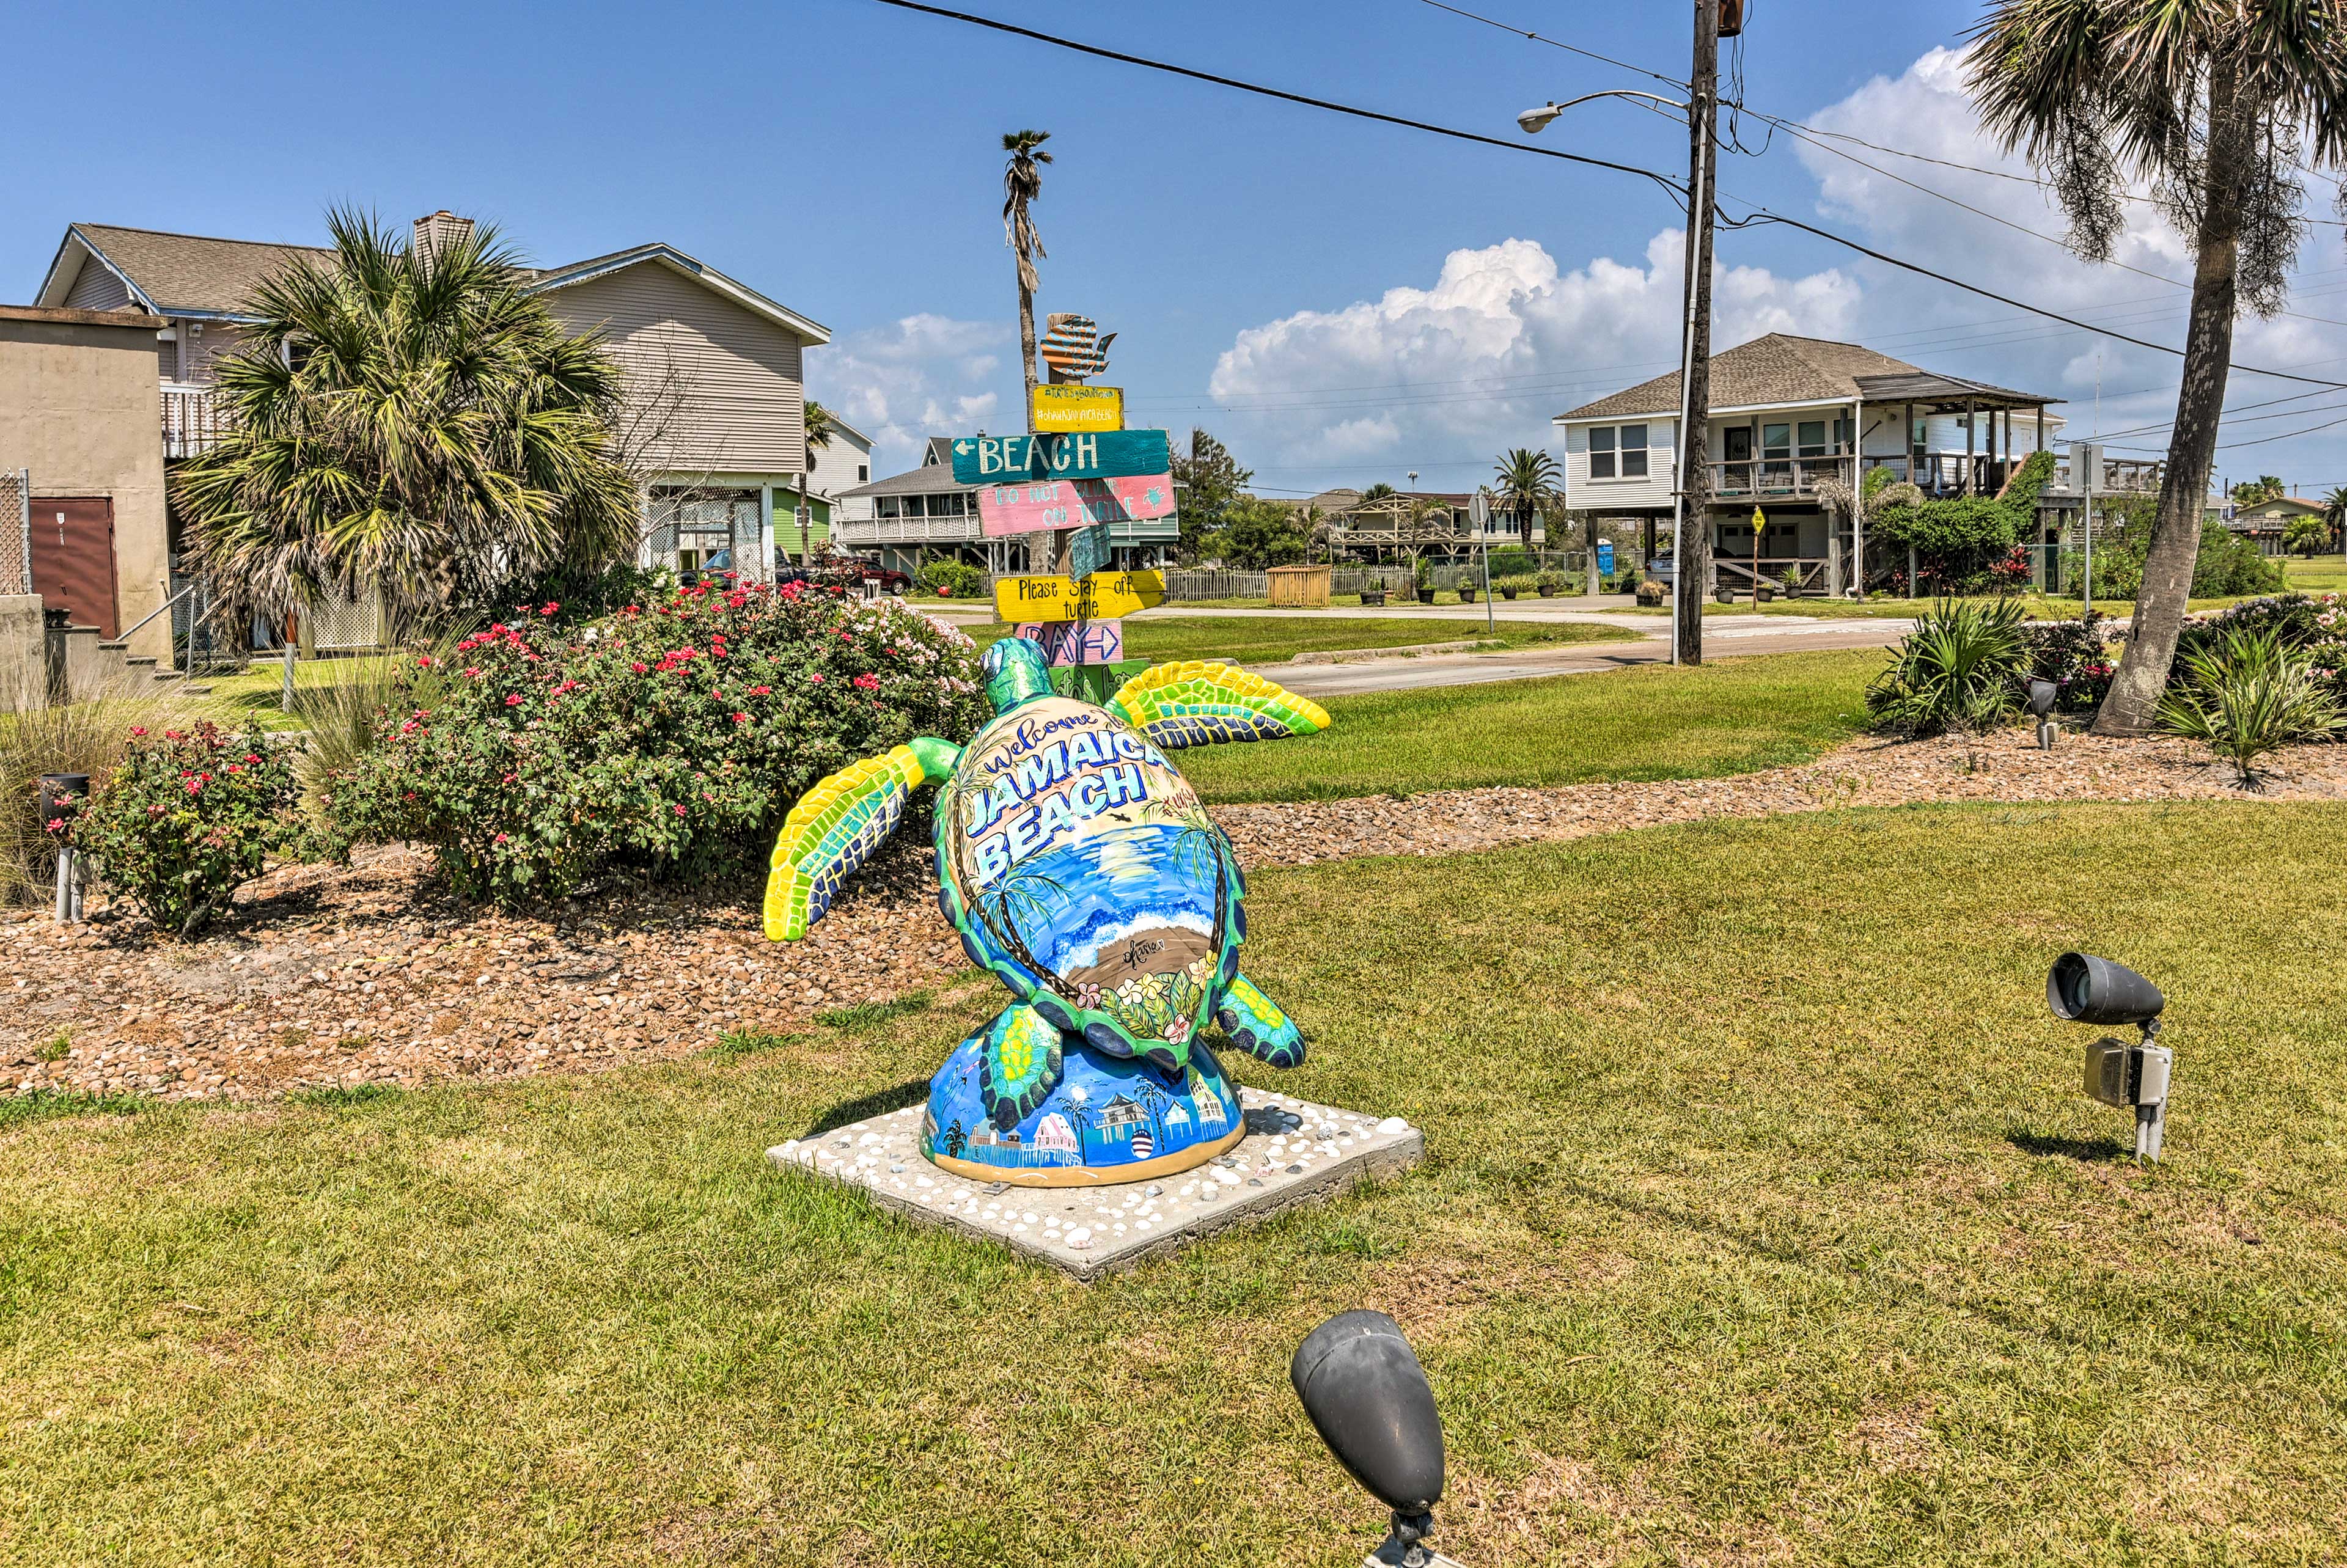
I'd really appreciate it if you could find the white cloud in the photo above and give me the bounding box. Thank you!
[809,313,1015,473]
[1203,235,1854,489]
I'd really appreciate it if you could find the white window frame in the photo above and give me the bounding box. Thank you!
[1586,423,1648,481]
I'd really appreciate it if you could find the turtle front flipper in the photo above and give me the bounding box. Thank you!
[1214,973,1306,1069]
[763,736,961,942]
[1107,661,1331,749]
[977,1002,1068,1132]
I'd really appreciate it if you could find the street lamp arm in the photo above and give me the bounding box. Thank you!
[1518,89,1691,133]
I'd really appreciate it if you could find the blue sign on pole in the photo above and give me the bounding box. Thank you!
[1597,541,1616,576]
[951,429,1170,485]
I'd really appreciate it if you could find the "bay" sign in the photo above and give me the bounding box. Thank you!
[951,428,1170,485]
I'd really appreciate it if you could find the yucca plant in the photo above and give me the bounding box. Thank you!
[1865,597,2029,738]
[2156,626,2344,788]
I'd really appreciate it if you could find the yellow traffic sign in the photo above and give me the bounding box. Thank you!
[1030,383,1124,433]
[994,570,1165,624]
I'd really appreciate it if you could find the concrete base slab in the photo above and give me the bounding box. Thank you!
[768,1087,1423,1281]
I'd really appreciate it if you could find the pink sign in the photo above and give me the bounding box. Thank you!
[975,473,1175,538]
[1013,620,1125,667]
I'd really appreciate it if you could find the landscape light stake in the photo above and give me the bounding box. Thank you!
[2048,951,2171,1160]
[39,774,87,923]
[1291,1311,1460,1567]
[2028,677,2060,750]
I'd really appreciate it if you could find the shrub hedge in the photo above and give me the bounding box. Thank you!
[335,579,988,905]
[70,722,300,937]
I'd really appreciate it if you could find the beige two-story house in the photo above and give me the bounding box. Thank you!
[31,216,832,654]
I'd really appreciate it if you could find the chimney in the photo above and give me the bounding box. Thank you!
[412,210,475,274]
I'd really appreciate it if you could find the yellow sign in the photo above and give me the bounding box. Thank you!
[994,570,1165,624]
[1030,384,1125,433]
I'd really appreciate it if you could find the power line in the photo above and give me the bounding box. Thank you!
[1415,0,1686,90]
[869,0,2347,399]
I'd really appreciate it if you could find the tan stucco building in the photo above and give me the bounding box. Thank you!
[0,304,171,662]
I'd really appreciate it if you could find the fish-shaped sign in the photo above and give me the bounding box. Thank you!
[951,429,1169,485]
[1038,313,1114,381]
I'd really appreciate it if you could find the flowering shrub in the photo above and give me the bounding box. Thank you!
[2172,592,2347,708]
[70,723,300,937]
[2022,611,2123,714]
[916,560,986,599]
[335,577,989,905]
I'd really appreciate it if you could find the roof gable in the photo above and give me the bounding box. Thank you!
[527,244,828,344]
[39,223,332,317]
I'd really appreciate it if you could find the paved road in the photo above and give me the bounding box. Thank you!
[1258,617,1909,697]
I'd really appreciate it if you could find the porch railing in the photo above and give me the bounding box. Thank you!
[162,383,232,458]
[1710,456,1851,499]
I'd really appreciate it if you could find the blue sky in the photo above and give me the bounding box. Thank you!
[15,1,2347,497]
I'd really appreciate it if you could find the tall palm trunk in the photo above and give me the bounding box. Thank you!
[2095,60,2249,735]
[1018,280,1039,434]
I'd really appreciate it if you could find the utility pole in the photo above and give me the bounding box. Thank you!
[1673,0,1724,666]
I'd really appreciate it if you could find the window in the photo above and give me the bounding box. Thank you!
[1796,420,1827,458]
[1587,424,1647,479]
[858,464,869,482]
[1619,424,1648,478]
[877,496,901,518]
[1761,423,1791,460]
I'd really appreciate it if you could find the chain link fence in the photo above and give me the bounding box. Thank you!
[1,469,29,596]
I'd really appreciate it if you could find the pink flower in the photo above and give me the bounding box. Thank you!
[853,673,880,691]
[129,726,147,738]
[185,779,203,796]
[542,602,560,617]
[749,684,771,696]
[732,712,749,723]
[631,661,649,674]
[43,817,64,835]
[494,832,510,843]
[244,753,260,764]
[672,803,688,816]
[505,694,524,707]
[464,667,482,679]
[416,654,435,668]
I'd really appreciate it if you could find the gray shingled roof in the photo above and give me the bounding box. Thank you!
[71,224,332,316]
[1557,334,2059,420]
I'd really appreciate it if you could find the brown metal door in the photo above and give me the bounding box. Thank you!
[30,497,119,639]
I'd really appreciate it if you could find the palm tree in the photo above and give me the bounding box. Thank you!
[1001,130,1052,433]
[2324,486,2347,557]
[796,398,837,566]
[1969,5,2347,735]
[173,209,637,628]
[1491,447,1560,543]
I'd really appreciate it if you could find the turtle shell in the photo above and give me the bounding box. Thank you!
[932,695,1243,1067]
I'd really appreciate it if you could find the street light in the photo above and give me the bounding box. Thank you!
[1519,86,1703,667]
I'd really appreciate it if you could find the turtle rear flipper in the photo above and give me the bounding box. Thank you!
[1214,973,1306,1069]
[977,1003,1068,1132]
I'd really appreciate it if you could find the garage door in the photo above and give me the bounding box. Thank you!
[29,497,119,639]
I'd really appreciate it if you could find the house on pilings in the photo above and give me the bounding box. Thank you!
[1554,333,2082,597]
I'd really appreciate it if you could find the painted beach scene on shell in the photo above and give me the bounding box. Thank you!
[762,635,1332,1186]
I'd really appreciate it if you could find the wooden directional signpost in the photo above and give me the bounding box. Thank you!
[972,474,1175,539]
[951,429,1169,485]
[1032,383,1123,432]
[1013,619,1125,667]
[993,569,1164,625]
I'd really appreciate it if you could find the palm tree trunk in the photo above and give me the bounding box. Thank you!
[1018,279,1040,434]
[2094,61,2248,735]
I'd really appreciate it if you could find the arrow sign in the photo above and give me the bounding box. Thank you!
[951,429,1170,485]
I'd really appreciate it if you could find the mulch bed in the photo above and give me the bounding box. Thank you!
[7,729,2341,1105]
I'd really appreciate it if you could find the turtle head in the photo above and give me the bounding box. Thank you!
[982,637,1054,712]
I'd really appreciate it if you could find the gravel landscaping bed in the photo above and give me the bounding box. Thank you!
[7,728,2341,1105]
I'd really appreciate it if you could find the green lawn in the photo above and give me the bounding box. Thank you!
[1607,592,2273,621]
[967,614,1636,668]
[193,654,403,732]
[1178,647,1875,804]
[2283,557,2347,595]
[4,801,2345,1564]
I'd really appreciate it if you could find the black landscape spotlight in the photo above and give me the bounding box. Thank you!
[2027,678,2060,750]
[1291,1311,1456,1567]
[2048,951,2170,1159]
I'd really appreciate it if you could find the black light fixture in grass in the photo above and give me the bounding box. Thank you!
[1291,1311,1458,1567]
[2048,951,2171,1159]
[2027,677,2060,750]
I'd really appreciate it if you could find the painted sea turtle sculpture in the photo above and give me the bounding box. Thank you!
[763,636,1331,1187]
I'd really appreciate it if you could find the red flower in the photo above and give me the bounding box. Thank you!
[809,673,825,684]
[673,803,688,816]
[749,684,771,696]
[464,667,482,678]
[417,654,435,667]
[731,711,749,723]
[542,602,560,617]
[505,694,524,707]
[494,832,510,844]
[853,673,880,691]
[631,661,648,674]
[43,817,64,834]
[185,779,204,796]
[129,726,148,738]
